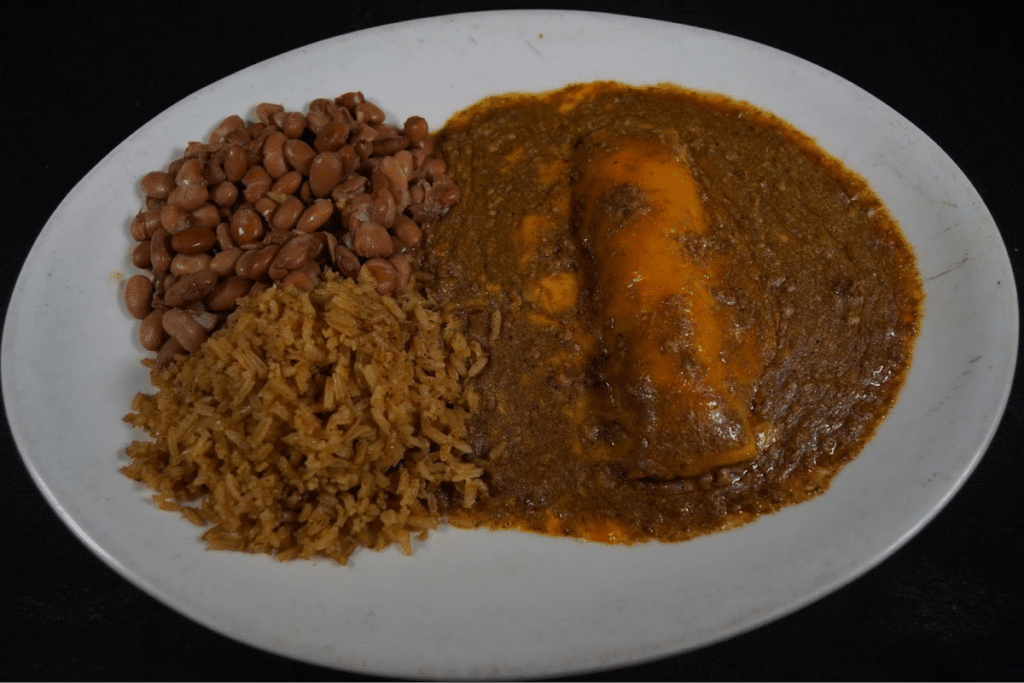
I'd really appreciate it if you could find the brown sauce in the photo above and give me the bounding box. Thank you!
[423,82,923,544]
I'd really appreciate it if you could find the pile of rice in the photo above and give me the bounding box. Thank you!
[122,271,488,565]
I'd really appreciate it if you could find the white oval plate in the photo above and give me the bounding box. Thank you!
[2,10,1016,680]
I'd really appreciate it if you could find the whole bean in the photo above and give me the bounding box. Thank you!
[223,128,250,146]
[271,196,305,231]
[353,221,392,258]
[248,281,271,298]
[163,268,218,307]
[294,199,334,233]
[281,269,316,291]
[378,155,410,213]
[270,170,302,198]
[171,226,217,255]
[209,247,243,276]
[318,231,338,264]
[211,180,238,207]
[338,91,365,111]
[373,123,399,139]
[246,121,267,138]
[394,149,414,178]
[371,189,396,228]
[167,182,208,212]
[334,245,361,277]
[263,131,289,178]
[175,158,206,186]
[428,179,461,208]
[235,245,279,280]
[170,253,212,277]
[389,253,412,292]
[205,276,252,311]
[314,121,350,153]
[305,109,331,135]
[392,215,423,249]
[372,136,409,157]
[254,196,277,222]
[272,233,322,273]
[124,274,154,319]
[160,203,192,234]
[230,207,264,245]
[403,116,429,143]
[150,229,173,274]
[412,136,435,154]
[209,114,245,146]
[141,208,163,237]
[131,241,152,269]
[256,102,284,126]
[331,176,367,204]
[282,111,306,139]
[223,144,249,182]
[361,257,397,294]
[370,169,389,195]
[242,164,272,203]
[308,152,342,197]
[139,309,167,351]
[203,158,226,186]
[161,272,178,293]
[410,148,428,174]
[215,222,234,250]
[353,140,373,160]
[141,171,175,199]
[155,337,186,368]
[191,203,221,229]
[283,139,316,175]
[338,145,359,175]
[130,212,149,241]
[354,101,386,125]
[423,158,448,183]
[342,193,373,231]
[161,309,207,354]
[409,180,426,205]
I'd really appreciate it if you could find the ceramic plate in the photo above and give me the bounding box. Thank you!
[2,10,1016,679]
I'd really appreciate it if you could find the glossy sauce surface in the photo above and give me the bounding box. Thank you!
[425,82,923,544]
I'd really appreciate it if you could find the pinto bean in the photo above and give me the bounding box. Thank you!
[272,196,305,231]
[141,171,175,199]
[294,199,334,233]
[209,247,243,277]
[283,138,316,175]
[139,309,167,351]
[361,257,397,294]
[205,276,252,311]
[131,241,152,269]
[230,207,264,245]
[161,309,207,354]
[163,268,218,307]
[170,253,212,277]
[353,221,392,258]
[124,275,154,319]
[171,226,217,255]
[308,152,342,197]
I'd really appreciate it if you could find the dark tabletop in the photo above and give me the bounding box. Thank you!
[2,1,1021,680]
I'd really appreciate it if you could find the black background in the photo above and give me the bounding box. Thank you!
[2,0,1021,680]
